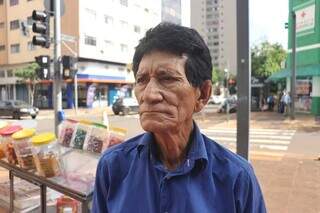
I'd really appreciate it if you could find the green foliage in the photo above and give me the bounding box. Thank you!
[251,41,287,78]
[15,63,39,82]
[211,67,224,84]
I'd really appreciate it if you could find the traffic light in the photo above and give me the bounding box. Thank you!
[35,55,51,80]
[32,10,50,48]
[62,56,78,79]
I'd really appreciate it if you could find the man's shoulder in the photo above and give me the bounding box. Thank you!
[202,134,255,178]
[99,133,145,164]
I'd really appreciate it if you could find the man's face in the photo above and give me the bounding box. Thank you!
[134,51,201,133]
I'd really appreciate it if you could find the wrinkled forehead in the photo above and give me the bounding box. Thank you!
[137,51,188,76]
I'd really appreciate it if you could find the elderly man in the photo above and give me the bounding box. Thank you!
[92,23,266,213]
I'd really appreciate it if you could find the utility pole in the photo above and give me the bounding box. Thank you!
[53,0,62,135]
[290,11,296,120]
[236,0,250,160]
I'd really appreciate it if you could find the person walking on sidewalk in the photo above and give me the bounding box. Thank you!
[284,91,292,116]
[92,23,266,213]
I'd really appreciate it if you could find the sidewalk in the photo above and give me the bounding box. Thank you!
[197,111,320,213]
[196,111,320,132]
[252,154,320,213]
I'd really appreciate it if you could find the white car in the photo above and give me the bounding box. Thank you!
[208,95,225,105]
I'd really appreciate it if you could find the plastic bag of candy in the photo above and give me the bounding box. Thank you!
[107,127,127,148]
[70,121,92,150]
[58,119,78,147]
[83,123,109,154]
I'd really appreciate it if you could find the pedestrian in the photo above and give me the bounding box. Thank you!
[92,23,266,213]
[284,91,292,116]
[267,94,274,111]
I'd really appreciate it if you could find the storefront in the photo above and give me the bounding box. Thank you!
[268,0,320,115]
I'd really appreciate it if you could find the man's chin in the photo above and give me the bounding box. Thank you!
[139,115,177,133]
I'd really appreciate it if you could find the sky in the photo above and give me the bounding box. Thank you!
[250,0,289,49]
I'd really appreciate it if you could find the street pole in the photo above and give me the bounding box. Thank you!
[53,0,62,136]
[225,69,230,122]
[236,0,250,160]
[290,11,296,120]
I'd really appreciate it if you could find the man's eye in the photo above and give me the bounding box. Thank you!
[161,76,176,82]
[136,76,147,84]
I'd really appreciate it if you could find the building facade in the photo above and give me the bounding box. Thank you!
[269,0,320,115]
[190,0,237,75]
[0,0,161,108]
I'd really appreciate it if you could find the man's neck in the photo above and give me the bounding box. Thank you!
[154,121,194,171]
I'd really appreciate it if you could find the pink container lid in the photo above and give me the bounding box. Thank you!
[0,125,23,136]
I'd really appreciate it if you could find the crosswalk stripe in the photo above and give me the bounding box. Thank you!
[219,142,289,151]
[208,137,291,145]
[203,128,296,133]
[202,127,296,152]
[202,129,295,136]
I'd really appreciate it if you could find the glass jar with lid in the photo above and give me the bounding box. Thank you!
[12,128,36,170]
[31,133,61,178]
[0,125,23,164]
[0,121,9,159]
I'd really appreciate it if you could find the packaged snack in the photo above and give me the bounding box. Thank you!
[0,125,23,164]
[12,128,36,170]
[83,123,109,153]
[70,121,92,150]
[58,119,78,147]
[108,127,127,147]
[32,133,61,178]
[56,196,79,213]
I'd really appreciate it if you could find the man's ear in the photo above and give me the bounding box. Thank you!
[194,80,212,113]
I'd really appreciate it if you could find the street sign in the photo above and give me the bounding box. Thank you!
[61,33,76,42]
[44,0,65,16]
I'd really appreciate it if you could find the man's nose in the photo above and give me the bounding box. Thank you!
[142,79,163,103]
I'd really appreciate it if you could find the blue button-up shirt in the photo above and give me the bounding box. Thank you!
[92,123,266,213]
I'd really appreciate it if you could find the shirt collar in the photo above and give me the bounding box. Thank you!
[137,121,208,169]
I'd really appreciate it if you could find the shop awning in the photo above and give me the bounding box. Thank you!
[267,64,320,82]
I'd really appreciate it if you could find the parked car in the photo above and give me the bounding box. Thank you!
[0,100,39,119]
[218,95,237,113]
[112,97,139,115]
[208,95,225,105]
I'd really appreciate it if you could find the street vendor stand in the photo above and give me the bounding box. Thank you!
[0,148,99,213]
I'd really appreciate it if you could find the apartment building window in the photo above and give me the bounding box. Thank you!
[85,8,96,20]
[10,0,19,6]
[120,44,128,52]
[0,70,5,78]
[0,22,4,29]
[120,20,128,29]
[27,41,36,51]
[104,40,113,49]
[120,0,128,7]
[27,16,33,25]
[134,25,141,33]
[104,15,113,24]
[10,20,20,30]
[0,45,5,51]
[84,35,96,46]
[10,43,20,53]
[7,70,14,77]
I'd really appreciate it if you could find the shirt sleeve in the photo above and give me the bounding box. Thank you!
[234,165,267,213]
[92,158,109,213]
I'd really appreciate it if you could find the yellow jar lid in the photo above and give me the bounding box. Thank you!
[0,121,8,129]
[12,128,36,140]
[31,132,56,145]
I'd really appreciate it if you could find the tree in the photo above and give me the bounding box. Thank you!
[211,67,224,85]
[15,63,39,106]
[251,41,287,79]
